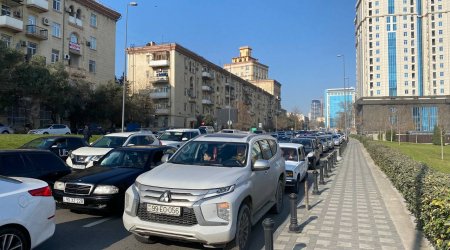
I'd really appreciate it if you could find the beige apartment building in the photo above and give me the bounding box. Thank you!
[0,0,120,84]
[224,46,282,101]
[127,42,281,130]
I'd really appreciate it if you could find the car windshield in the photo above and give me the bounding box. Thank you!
[159,131,184,141]
[38,125,52,129]
[281,147,298,161]
[291,139,312,149]
[91,136,127,148]
[21,137,56,149]
[170,141,248,167]
[100,150,150,169]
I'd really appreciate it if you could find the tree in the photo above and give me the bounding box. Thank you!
[432,125,441,145]
[0,41,23,109]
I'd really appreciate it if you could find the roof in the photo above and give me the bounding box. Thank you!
[73,0,121,21]
[279,143,304,149]
[193,133,274,143]
[165,129,201,132]
[105,131,154,137]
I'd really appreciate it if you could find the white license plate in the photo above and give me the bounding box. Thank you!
[147,204,181,216]
[63,197,85,204]
[71,164,86,169]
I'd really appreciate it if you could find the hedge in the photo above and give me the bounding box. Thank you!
[353,135,450,249]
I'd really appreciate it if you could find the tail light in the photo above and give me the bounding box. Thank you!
[28,186,52,197]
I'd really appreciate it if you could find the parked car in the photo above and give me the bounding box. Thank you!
[0,175,55,249]
[28,124,71,135]
[0,123,14,134]
[280,143,308,193]
[198,126,215,134]
[0,150,71,186]
[302,135,323,156]
[54,146,176,213]
[76,124,106,135]
[332,134,341,146]
[290,138,320,170]
[318,136,330,153]
[123,133,285,248]
[19,136,88,160]
[218,129,242,133]
[158,128,201,148]
[66,132,160,169]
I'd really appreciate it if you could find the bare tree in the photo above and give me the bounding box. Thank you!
[437,106,450,160]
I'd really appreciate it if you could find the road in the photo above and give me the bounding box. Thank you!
[37,152,332,250]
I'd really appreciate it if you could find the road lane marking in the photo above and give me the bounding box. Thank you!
[82,218,111,228]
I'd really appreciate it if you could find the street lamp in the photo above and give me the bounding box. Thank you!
[337,54,347,138]
[121,1,138,132]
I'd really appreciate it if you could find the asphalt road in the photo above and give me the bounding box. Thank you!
[37,152,333,250]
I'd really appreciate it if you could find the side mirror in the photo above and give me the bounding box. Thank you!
[161,154,171,163]
[252,159,270,171]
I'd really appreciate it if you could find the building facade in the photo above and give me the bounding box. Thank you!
[127,42,281,130]
[310,99,322,121]
[324,87,355,130]
[0,0,120,84]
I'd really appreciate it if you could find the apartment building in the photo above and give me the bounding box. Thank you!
[310,99,322,121]
[355,0,450,133]
[127,42,281,130]
[224,46,282,102]
[324,87,355,130]
[0,0,120,84]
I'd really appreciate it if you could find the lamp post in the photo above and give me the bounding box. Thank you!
[121,2,138,132]
[337,54,347,138]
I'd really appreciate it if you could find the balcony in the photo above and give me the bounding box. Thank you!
[68,16,82,27]
[202,71,214,79]
[225,82,235,88]
[150,76,169,84]
[0,15,23,32]
[201,85,213,92]
[149,59,170,67]
[150,91,170,99]
[69,42,81,55]
[25,25,48,40]
[202,99,213,105]
[155,108,170,115]
[26,0,49,12]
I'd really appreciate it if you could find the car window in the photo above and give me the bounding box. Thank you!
[129,135,155,145]
[298,148,305,161]
[268,139,278,155]
[0,153,36,176]
[281,147,298,161]
[27,152,67,172]
[151,150,164,167]
[251,142,264,165]
[67,138,85,148]
[159,132,183,141]
[91,136,127,148]
[258,140,273,160]
[54,138,68,148]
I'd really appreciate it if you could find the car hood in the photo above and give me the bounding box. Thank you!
[136,163,246,190]
[59,166,145,186]
[284,161,299,171]
[71,147,112,156]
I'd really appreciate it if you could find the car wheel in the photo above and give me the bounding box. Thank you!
[43,132,49,134]
[225,204,251,250]
[134,234,157,244]
[270,180,284,214]
[1,131,8,134]
[293,176,300,193]
[0,227,30,250]
[65,132,70,134]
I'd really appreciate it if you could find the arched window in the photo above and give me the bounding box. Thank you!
[70,33,78,44]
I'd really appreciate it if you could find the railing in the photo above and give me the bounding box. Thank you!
[25,25,48,40]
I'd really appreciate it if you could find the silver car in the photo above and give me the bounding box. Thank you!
[0,123,14,134]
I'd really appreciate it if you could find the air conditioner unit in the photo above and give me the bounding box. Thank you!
[64,54,70,60]
[86,41,91,46]
[42,17,50,26]
[13,11,21,18]
[20,41,27,47]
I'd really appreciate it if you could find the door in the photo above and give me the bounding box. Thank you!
[249,141,271,212]
[27,15,36,34]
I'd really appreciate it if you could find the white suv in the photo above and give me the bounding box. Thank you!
[66,132,160,169]
[28,124,71,134]
[158,128,201,148]
[123,133,285,249]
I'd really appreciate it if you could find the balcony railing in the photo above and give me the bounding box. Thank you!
[202,71,214,79]
[201,85,213,92]
[149,59,170,67]
[155,108,170,114]
[25,25,48,40]
[149,75,169,84]
[150,91,170,99]
[26,0,49,12]
[202,99,213,105]
[0,15,23,32]
[68,16,82,27]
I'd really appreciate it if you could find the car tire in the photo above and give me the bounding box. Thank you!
[270,180,284,214]
[0,227,30,250]
[43,132,49,134]
[134,234,157,244]
[65,132,70,134]
[225,203,251,250]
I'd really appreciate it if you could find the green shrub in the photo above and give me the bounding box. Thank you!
[432,125,442,146]
[354,135,450,249]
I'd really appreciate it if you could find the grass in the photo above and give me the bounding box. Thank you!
[0,134,102,149]
[378,141,450,174]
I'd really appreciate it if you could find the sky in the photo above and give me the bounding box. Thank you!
[106,0,356,115]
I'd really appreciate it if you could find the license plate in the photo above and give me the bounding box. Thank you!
[63,197,85,204]
[147,204,181,216]
[71,164,86,169]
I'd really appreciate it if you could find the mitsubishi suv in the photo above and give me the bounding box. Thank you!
[123,133,285,249]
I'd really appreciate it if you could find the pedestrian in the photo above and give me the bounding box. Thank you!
[83,125,91,143]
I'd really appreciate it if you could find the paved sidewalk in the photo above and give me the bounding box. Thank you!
[273,139,431,250]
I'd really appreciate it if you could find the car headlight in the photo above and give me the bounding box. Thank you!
[286,171,293,177]
[54,181,65,191]
[204,185,235,199]
[307,152,313,158]
[216,202,230,221]
[93,185,119,194]
[134,180,142,190]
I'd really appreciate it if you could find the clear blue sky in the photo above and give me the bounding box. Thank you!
[107,0,356,115]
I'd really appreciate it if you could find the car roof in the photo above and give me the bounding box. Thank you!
[279,143,304,149]
[164,129,200,132]
[105,132,155,137]
[192,133,273,143]
[0,149,55,154]
[114,145,173,152]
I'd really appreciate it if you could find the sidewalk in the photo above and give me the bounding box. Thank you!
[273,139,432,250]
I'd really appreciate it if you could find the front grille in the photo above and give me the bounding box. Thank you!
[65,183,93,195]
[137,203,198,226]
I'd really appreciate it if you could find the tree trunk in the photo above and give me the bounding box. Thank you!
[441,127,444,160]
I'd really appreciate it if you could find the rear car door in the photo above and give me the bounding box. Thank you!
[250,141,271,211]
[26,152,71,185]
[0,152,40,178]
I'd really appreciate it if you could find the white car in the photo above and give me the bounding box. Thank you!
[280,143,308,193]
[158,128,201,148]
[0,176,55,249]
[0,123,14,134]
[28,124,71,135]
[66,132,160,169]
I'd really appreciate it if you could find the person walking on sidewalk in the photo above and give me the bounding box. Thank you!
[83,125,91,143]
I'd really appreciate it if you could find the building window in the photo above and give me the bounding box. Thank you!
[52,22,60,37]
[89,60,96,73]
[27,42,37,56]
[89,36,96,50]
[53,0,61,11]
[1,4,11,16]
[90,13,97,27]
[412,106,438,132]
[51,49,59,63]
[0,34,11,47]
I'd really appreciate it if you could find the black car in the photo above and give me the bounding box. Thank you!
[290,138,320,169]
[53,146,176,213]
[0,149,71,186]
[19,136,88,160]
